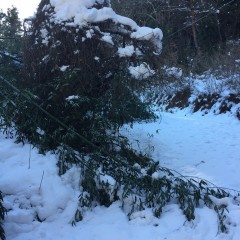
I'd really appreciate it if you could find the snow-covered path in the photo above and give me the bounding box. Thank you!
[122,110,240,190]
[1,110,240,240]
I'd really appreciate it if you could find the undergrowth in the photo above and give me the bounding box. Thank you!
[150,74,240,119]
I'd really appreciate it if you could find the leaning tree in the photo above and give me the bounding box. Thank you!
[14,0,167,221]
[20,0,162,151]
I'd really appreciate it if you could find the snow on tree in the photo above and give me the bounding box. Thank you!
[21,0,163,151]
[24,0,163,88]
[15,0,166,223]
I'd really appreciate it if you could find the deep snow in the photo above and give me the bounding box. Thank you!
[1,109,240,240]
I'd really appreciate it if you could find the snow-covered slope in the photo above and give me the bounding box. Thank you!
[1,108,240,240]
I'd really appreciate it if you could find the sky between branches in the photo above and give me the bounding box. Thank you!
[0,0,39,20]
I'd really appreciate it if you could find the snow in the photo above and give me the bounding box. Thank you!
[36,127,45,136]
[163,66,183,79]
[101,35,114,45]
[49,0,134,28]
[151,171,162,180]
[0,140,79,239]
[66,95,79,101]
[40,29,50,46]
[1,106,240,239]
[129,63,155,80]
[122,110,240,189]
[60,65,69,71]
[184,73,240,104]
[85,30,93,38]
[118,45,135,57]
[46,0,162,53]
[99,174,116,186]
[130,27,163,54]
[130,27,161,41]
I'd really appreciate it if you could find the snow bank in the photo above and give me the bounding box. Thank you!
[0,138,80,238]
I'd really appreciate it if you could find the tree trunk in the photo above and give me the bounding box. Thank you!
[189,0,201,56]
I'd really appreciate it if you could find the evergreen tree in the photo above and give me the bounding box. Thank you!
[18,0,160,151]
[0,7,23,137]
[0,7,22,55]
[0,7,22,81]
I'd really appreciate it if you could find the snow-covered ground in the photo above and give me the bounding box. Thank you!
[123,109,240,189]
[1,109,240,240]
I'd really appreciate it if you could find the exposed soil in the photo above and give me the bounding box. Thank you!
[159,90,240,120]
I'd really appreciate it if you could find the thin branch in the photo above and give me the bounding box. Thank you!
[0,37,16,40]
[39,170,45,192]
[0,51,22,63]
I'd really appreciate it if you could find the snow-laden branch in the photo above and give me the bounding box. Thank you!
[42,0,163,54]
